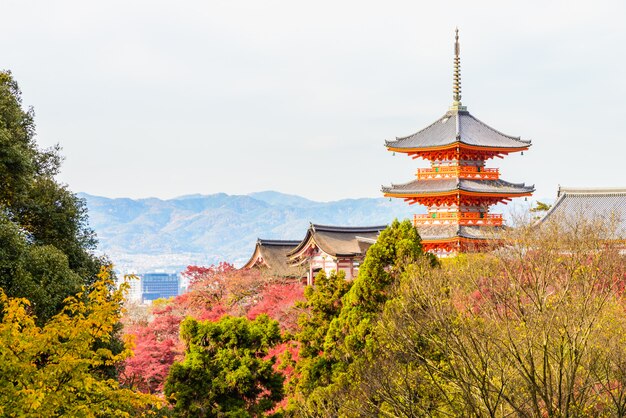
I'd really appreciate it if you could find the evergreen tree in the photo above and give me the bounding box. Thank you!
[0,70,103,323]
[165,315,284,417]
[293,219,437,416]
[325,219,436,360]
[289,270,352,404]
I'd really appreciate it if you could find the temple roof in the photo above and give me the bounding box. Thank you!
[540,187,626,236]
[288,224,387,260]
[242,239,305,278]
[385,110,531,151]
[382,178,535,196]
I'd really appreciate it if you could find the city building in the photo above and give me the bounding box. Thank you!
[126,275,143,303]
[141,272,179,303]
[382,30,534,256]
[115,271,143,303]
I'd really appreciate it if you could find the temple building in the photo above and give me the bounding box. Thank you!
[382,29,534,255]
[540,187,626,236]
[242,239,306,279]
[287,224,386,285]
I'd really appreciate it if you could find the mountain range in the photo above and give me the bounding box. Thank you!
[79,191,425,273]
[80,191,549,273]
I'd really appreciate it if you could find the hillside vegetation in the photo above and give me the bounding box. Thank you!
[117,216,626,417]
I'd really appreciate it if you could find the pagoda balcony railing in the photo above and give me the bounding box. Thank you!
[416,166,499,180]
[413,212,503,226]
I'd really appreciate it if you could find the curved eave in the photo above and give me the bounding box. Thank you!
[286,228,314,258]
[383,190,534,199]
[287,235,337,262]
[242,243,268,269]
[386,142,530,154]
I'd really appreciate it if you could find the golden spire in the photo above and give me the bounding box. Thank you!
[450,28,466,111]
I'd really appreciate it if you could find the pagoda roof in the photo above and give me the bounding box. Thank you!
[382,178,535,196]
[540,187,626,237]
[242,239,306,278]
[288,224,387,260]
[385,109,531,151]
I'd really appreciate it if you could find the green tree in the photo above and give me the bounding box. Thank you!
[0,214,82,323]
[530,200,552,212]
[326,219,436,360]
[165,315,284,417]
[346,217,626,417]
[0,70,103,323]
[293,219,437,416]
[288,270,352,406]
[0,266,164,417]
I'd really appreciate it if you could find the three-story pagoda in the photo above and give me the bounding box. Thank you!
[382,30,534,255]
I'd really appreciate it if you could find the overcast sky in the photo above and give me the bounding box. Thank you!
[2,0,625,201]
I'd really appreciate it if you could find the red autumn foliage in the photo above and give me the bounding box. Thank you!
[247,282,304,332]
[182,262,235,286]
[265,341,301,412]
[121,263,306,394]
[120,305,183,393]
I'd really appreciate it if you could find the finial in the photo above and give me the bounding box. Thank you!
[450,27,466,111]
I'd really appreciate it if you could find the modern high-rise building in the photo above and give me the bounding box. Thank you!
[141,272,179,303]
[115,270,143,303]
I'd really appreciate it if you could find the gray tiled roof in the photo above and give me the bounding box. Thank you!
[243,239,306,278]
[540,187,626,237]
[385,110,531,150]
[288,224,387,259]
[382,178,534,195]
[258,239,302,247]
[311,224,387,234]
[417,224,501,241]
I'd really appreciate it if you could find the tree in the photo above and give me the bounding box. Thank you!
[0,266,163,417]
[121,263,305,396]
[530,200,552,212]
[292,219,437,416]
[120,305,182,394]
[325,219,436,357]
[530,200,552,220]
[289,270,352,406]
[0,70,104,322]
[358,217,626,417]
[246,281,304,333]
[0,214,82,323]
[165,315,284,417]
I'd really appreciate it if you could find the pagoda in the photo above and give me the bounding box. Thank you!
[382,29,534,256]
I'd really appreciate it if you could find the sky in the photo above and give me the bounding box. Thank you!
[2,0,625,202]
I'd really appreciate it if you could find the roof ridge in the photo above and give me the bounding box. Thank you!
[462,178,534,188]
[258,239,302,246]
[311,224,387,233]
[464,112,531,144]
[382,179,457,193]
[383,178,534,194]
[559,187,626,195]
[389,112,452,143]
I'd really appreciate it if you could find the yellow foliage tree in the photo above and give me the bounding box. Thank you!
[0,266,164,417]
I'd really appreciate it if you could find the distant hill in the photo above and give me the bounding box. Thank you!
[79,191,423,273]
[80,191,553,273]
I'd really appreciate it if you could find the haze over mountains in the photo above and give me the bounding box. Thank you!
[80,191,423,272]
[81,191,546,273]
